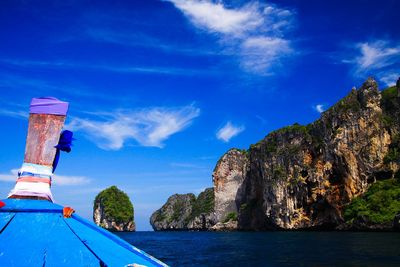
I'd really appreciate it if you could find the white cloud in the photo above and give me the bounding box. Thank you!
[0,169,91,186]
[66,105,200,150]
[53,174,91,186]
[313,104,325,113]
[0,58,211,76]
[216,121,244,142]
[85,28,218,56]
[379,72,399,87]
[168,0,263,36]
[343,39,400,86]
[166,0,294,75]
[0,169,19,182]
[240,36,291,74]
[355,41,399,71]
[0,109,28,119]
[170,162,204,169]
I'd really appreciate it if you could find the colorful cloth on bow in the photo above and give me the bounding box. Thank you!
[8,163,54,202]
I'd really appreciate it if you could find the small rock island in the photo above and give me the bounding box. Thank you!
[93,186,135,232]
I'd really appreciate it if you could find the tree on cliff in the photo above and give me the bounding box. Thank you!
[93,186,135,231]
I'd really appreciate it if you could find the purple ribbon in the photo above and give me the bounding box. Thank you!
[30,97,69,115]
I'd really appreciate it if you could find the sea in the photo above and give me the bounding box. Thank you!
[116,231,400,266]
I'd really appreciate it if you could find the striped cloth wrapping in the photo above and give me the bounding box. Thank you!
[8,163,54,202]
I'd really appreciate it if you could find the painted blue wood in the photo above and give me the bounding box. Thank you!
[0,212,15,233]
[66,215,167,267]
[0,199,168,266]
[44,214,100,266]
[0,213,53,266]
[72,214,168,266]
[0,212,99,266]
[0,199,63,212]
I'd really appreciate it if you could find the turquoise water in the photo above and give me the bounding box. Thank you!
[116,231,400,266]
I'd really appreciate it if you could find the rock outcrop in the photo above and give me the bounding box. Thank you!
[93,186,135,231]
[394,213,400,231]
[150,193,196,230]
[210,220,238,231]
[151,77,400,231]
[238,78,399,230]
[213,149,248,224]
[150,188,215,230]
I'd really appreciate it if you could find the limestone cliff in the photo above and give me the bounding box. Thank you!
[151,77,400,231]
[93,186,135,232]
[150,188,215,231]
[212,148,248,229]
[237,78,400,230]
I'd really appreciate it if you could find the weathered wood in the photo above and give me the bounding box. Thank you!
[24,114,65,167]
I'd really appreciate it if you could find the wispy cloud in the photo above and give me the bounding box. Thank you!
[66,105,200,150]
[0,169,91,186]
[0,109,28,119]
[313,104,325,113]
[166,0,294,75]
[168,1,263,35]
[0,58,213,76]
[0,169,18,182]
[342,39,400,86]
[85,28,219,56]
[53,174,91,186]
[379,72,399,87]
[216,121,244,142]
[353,41,399,71]
[170,162,205,169]
[0,73,117,101]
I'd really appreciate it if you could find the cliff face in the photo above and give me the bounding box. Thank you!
[212,149,248,225]
[150,193,196,230]
[237,78,399,230]
[150,188,215,231]
[93,186,135,232]
[151,78,400,231]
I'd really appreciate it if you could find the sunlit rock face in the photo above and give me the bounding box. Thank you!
[237,78,399,230]
[151,77,400,231]
[212,149,248,225]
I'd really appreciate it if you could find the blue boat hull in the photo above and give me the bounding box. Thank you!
[0,199,168,267]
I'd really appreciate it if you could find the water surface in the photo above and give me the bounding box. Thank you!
[117,231,400,266]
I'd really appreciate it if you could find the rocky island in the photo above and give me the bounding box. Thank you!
[150,188,215,230]
[151,78,400,231]
[93,186,135,231]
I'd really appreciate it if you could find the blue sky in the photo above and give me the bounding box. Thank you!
[0,0,399,230]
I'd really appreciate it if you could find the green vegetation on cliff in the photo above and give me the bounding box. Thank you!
[344,179,400,224]
[151,188,215,230]
[381,86,398,127]
[332,88,361,113]
[171,194,196,223]
[223,212,238,223]
[191,188,214,217]
[381,86,400,164]
[272,122,310,136]
[187,188,214,222]
[384,134,400,164]
[94,186,134,224]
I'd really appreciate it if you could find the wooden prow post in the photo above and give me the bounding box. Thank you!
[8,97,69,202]
[24,114,66,166]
